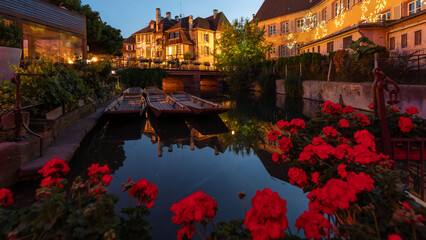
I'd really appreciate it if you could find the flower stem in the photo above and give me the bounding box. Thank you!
[211,219,217,233]
[242,198,247,216]
[194,224,205,240]
[202,223,212,240]
[371,210,381,240]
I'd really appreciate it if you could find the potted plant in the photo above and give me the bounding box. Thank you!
[0,18,23,81]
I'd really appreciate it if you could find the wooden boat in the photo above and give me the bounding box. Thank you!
[104,94,146,116]
[171,91,229,115]
[123,87,143,96]
[143,86,163,96]
[146,92,191,117]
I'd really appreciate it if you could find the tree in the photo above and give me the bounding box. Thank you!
[215,18,271,90]
[44,0,123,56]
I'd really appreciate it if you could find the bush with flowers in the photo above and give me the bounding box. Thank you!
[0,158,157,240]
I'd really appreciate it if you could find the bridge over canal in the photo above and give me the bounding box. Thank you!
[162,70,225,95]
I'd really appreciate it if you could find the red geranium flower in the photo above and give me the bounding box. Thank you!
[171,191,217,225]
[0,188,13,207]
[272,153,288,164]
[353,113,370,126]
[177,224,195,240]
[288,167,309,189]
[129,178,158,208]
[38,157,70,178]
[295,211,333,240]
[311,172,321,185]
[337,163,348,178]
[40,176,65,188]
[368,102,374,110]
[323,101,343,115]
[290,119,306,129]
[277,120,290,130]
[322,126,338,137]
[334,144,351,160]
[268,130,280,142]
[398,116,413,133]
[88,163,111,177]
[343,105,355,113]
[338,119,350,128]
[388,233,402,240]
[354,130,376,151]
[346,172,375,193]
[278,136,293,153]
[405,107,419,115]
[390,106,400,112]
[102,175,113,186]
[244,188,288,240]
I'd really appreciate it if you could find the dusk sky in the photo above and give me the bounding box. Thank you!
[81,0,265,38]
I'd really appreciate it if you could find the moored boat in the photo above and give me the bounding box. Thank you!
[171,91,229,115]
[147,92,191,117]
[104,88,146,116]
[143,86,163,96]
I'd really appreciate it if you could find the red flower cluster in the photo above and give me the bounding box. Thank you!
[354,130,376,151]
[272,152,288,164]
[334,144,352,160]
[128,178,158,208]
[288,167,309,189]
[268,130,280,142]
[307,178,358,214]
[244,188,288,240]
[290,119,306,130]
[38,157,70,178]
[0,188,13,207]
[353,113,370,126]
[87,163,111,185]
[337,163,348,178]
[389,106,400,112]
[278,136,293,153]
[338,119,350,128]
[405,107,419,115]
[398,116,413,133]
[343,105,355,113]
[171,191,217,239]
[322,101,343,115]
[37,158,70,189]
[345,172,375,193]
[388,234,402,240]
[277,120,290,130]
[322,126,338,137]
[368,102,374,110]
[295,211,333,240]
[298,137,335,164]
[311,172,321,185]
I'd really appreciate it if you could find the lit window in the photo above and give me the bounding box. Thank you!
[203,46,209,55]
[282,22,289,34]
[204,33,209,42]
[146,35,151,43]
[269,47,276,58]
[380,12,391,20]
[296,19,305,32]
[137,35,141,42]
[175,32,179,38]
[408,0,421,15]
[176,45,181,54]
[169,33,174,39]
[269,25,276,36]
[312,15,317,28]
[323,9,327,22]
[415,30,422,46]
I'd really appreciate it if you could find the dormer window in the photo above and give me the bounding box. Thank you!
[175,32,179,38]
[150,24,154,29]
[170,33,174,39]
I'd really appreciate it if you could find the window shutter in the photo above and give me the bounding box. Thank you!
[318,12,322,23]
[401,3,407,18]
[276,23,280,35]
[289,19,295,32]
[394,5,401,19]
[327,4,332,20]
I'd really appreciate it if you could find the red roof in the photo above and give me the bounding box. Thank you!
[255,0,322,21]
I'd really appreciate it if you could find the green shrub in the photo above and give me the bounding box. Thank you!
[257,72,277,95]
[0,81,16,116]
[193,62,201,66]
[284,74,303,98]
[117,67,166,89]
[0,19,23,48]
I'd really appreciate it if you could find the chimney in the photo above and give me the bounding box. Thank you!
[156,8,160,31]
[166,12,171,20]
[213,9,218,19]
[189,15,193,30]
[175,15,179,21]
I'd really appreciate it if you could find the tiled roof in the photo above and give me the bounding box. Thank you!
[124,36,135,44]
[167,17,190,31]
[133,25,155,34]
[255,0,322,21]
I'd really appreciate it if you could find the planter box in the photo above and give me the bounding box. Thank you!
[0,46,21,81]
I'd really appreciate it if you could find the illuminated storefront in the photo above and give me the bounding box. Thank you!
[0,0,87,62]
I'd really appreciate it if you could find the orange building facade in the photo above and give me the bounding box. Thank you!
[255,0,426,58]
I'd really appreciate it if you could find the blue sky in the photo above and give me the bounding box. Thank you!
[81,0,265,38]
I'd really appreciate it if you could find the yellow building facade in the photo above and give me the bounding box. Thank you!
[256,0,426,58]
[131,8,229,66]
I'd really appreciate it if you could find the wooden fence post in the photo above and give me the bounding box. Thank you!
[327,60,332,82]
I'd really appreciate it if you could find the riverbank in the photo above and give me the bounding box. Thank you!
[0,99,114,188]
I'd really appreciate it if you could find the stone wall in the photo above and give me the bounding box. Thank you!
[276,80,426,118]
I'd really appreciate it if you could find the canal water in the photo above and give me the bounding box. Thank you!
[14,92,322,239]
